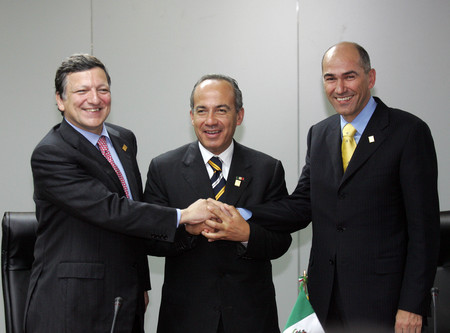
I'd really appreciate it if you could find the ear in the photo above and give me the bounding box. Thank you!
[236,108,244,125]
[368,68,376,89]
[190,110,194,125]
[56,93,65,112]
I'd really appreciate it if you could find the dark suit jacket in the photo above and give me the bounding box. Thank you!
[250,97,440,329]
[25,120,178,333]
[143,141,291,333]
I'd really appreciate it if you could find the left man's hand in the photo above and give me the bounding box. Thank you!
[180,199,212,225]
[395,309,422,333]
[202,199,250,242]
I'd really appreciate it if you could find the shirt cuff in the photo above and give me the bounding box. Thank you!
[237,207,252,221]
[176,208,181,227]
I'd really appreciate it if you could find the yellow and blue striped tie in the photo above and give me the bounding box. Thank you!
[208,156,226,201]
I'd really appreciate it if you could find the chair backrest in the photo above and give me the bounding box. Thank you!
[1,212,37,333]
[437,211,450,267]
[427,210,450,332]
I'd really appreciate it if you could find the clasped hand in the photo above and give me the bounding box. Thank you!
[180,198,250,242]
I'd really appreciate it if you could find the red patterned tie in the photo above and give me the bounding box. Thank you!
[97,136,131,199]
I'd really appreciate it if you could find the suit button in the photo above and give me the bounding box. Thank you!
[338,193,346,200]
[337,225,346,232]
[329,259,334,265]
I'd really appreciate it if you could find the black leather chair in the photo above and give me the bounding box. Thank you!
[427,210,450,332]
[1,212,37,333]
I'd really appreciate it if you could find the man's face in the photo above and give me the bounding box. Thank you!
[56,67,111,134]
[322,43,376,122]
[190,79,244,155]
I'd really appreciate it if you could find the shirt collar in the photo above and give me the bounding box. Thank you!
[198,141,234,168]
[64,118,110,146]
[340,96,377,136]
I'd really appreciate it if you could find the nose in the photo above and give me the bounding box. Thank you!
[87,89,100,104]
[205,111,217,125]
[335,79,345,94]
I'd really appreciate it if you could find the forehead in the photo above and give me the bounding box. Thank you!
[66,67,108,86]
[194,80,234,102]
[322,45,363,75]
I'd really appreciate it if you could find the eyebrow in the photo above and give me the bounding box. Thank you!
[195,104,232,110]
[323,70,359,78]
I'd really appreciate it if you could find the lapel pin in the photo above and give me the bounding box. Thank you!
[122,144,128,151]
[368,136,375,143]
[234,176,245,187]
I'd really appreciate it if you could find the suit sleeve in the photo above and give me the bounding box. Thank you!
[397,120,440,316]
[247,129,313,233]
[142,158,198,256]
[31,141,178,242]
[243,159,293,260]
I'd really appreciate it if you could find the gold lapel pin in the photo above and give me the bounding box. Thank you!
[368,136,375,143]
[122,144,128,151]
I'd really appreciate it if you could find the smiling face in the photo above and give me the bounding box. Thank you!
[322,43,376,122]
[56,67,111,134]
[190,79,244,155]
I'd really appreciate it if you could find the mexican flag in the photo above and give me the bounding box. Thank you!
[283,273,324,333]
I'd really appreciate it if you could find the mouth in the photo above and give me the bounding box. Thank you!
[204,130,221,135]
[83,108,102,112]
[336,96,352,102]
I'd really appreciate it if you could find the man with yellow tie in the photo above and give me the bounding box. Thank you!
[205,42,440,333]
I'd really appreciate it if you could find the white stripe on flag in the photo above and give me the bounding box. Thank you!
[283,312,324,333]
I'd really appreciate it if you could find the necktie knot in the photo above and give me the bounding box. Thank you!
[208,156,223,173]
[97,135,108,153]
[343,123,357,139]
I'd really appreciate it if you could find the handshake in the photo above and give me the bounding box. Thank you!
[179,199,250,242]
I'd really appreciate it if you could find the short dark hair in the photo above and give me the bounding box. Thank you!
[190,74,243,112]
[353,43,371,73]
[55,54,111,100]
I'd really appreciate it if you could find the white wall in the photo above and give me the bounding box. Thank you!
[0,0,448,332]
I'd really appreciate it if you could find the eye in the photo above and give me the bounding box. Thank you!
[216,109,228,114]
[98,88,110,94]
[195,109,207,115]
[324,77,336,82]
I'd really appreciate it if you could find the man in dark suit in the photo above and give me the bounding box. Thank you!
[143,74,292,333]
[25,54,209,333]
[205,42,440,332]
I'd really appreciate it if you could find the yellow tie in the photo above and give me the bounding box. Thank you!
[342,123,357,172]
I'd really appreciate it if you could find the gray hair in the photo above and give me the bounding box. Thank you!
[190,74,243,111]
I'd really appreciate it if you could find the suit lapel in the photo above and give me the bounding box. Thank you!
[59,120,107,164]
[341,99,389,185]
[59,121,132,198]
[325,117,344,182]
[222,142,252,206]
[181,142,216,198]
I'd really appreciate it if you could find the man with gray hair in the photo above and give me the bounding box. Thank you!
[144,74,291,333]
